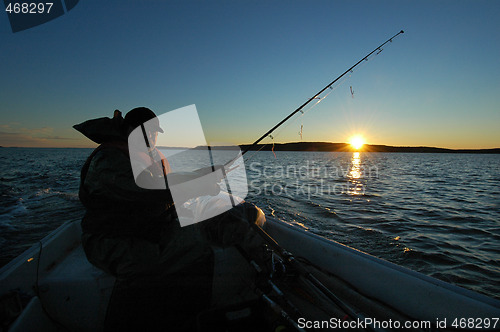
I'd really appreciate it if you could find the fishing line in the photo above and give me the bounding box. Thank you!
[243,78,348,163]
[242,74,349,163]
[243,41,399,164]
[268,42,384,135]
[239,30,404,161]
[270,135,277,159]
[238,31,404,169]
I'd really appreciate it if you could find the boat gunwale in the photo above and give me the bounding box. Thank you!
[265,216,500,309]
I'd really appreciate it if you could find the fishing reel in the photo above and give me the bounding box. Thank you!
[268,247,286,281]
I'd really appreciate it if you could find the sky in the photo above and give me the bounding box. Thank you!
[1,0,499,149]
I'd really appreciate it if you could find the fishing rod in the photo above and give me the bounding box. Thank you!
[240,30,404,157]
[235,245,306,332]
[249,223,386,332]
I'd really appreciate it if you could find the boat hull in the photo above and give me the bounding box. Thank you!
[1,218,499,331]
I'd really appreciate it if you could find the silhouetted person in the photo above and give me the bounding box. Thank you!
[74,107,266,331]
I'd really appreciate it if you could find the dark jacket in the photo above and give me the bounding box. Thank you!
[74,113,174,243]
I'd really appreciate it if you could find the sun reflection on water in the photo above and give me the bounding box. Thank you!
[348,152,364,195]
[350,152,361,179]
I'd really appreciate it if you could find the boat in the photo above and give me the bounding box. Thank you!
[1,216,500,331]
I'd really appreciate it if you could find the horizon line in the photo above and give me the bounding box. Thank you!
[1,141,499,151]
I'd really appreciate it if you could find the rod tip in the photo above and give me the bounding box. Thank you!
[400,30,405,34]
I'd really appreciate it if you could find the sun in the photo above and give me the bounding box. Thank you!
[349,135,365,150]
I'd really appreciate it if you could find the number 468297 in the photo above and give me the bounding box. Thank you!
[5,2,53,14]
[451,317,498,329]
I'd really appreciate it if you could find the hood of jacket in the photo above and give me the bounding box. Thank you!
[73,110,127,144]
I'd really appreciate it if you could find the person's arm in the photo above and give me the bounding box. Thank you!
[166,164,225,186]
[89,149,223,205]
[85,149,173,204]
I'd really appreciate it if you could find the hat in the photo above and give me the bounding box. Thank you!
[124,107,164,133]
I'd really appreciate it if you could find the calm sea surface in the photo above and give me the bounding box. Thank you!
[1,148,499,300]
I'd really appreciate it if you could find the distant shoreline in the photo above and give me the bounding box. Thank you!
[1,143,499,154]
[238,142,500,154]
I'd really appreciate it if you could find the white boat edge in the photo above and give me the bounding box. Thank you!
[266,218,500,320]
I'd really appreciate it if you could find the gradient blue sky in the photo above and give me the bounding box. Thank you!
[1,0,499,148]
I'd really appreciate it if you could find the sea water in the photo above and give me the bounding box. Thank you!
[0,147,499,300]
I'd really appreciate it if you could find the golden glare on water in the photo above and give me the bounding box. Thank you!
[347,152,364,196]
[349,135,365,150]
[349,152,361,179]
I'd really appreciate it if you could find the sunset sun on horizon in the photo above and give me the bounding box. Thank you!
[349,135,365,150]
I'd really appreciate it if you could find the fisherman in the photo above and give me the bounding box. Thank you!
[74,107,268,332]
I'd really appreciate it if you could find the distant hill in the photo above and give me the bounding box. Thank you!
[238,142,500,154]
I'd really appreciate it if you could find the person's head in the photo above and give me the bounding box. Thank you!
[124,107,163,146]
